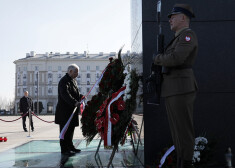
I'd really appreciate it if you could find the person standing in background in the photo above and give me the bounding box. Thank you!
[20,91,34,132]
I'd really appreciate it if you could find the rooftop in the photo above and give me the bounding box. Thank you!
[14,51,131,63]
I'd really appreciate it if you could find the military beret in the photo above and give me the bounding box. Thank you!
[168,4,195,18]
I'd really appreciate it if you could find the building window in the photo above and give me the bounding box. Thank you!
[87,73,90,78]
[58,66,62,71]
[35,72,39,85]
[57,73,62,83]
[47,102,53,113]
[23,81,27,86]
[23,74,26,79]
[48,73,53,78]
[87,66,90,71]
[17,102,20,113]
[96,66,99,71]
[78,87,81,92]
[23,67,27,71]
[87,81,90,85]
[87,88,90,93]
[96,73,100,79]
[48,87,53,95]
[48,72,53,85]
[77,80,81,85]
[58,73,62,79]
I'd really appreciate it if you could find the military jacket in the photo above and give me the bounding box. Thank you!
[154,28,198,97]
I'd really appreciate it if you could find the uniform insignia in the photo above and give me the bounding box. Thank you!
[185,36,191,41]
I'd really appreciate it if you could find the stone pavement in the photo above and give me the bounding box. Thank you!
[0,114,144,153]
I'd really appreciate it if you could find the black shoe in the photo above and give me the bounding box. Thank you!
[24,129,28,132]
[32,129,34,132]
[71,148,81,153]
[61,151,75,157]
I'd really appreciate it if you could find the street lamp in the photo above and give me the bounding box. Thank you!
[37,71,39,115]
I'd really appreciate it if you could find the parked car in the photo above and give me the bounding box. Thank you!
[0,110,5,115]
[6,111,11,115]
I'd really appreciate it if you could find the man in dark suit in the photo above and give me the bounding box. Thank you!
[154,4,198,168]
[55,64,83,156]
[20,91,34,132]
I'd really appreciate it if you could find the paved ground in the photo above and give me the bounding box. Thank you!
[0,114,144,153]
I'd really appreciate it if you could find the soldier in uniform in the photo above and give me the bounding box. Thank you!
[20,91,34,132]
[55,64,83,156]
[154,4,198,168]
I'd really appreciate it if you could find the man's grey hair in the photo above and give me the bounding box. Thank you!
[67,64,79,72]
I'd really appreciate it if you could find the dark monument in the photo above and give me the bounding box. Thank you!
[131,0,235,166]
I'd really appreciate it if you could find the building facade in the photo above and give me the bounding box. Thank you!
[14,51,124,114]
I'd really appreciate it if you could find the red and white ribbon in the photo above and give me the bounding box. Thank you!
[104,86,126,147]
[159,145,175,168]
[80,101,85,115]
[59,107,77,140]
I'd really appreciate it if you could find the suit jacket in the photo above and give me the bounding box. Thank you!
[154,28,198,97]
[55,73,82,126]
[20,96,33,113]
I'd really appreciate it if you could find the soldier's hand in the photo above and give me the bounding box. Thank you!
[154,54,162,65]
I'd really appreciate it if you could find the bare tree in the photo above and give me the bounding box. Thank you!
[0,96,14,111]
[0,96,5,110]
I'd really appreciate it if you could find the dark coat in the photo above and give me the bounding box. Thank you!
[154,28,198,97]
[19,96,33,114]
[55,73,82,126]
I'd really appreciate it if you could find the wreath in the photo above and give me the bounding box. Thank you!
[81,49,139,147]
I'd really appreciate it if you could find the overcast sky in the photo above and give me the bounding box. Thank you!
[0,0,131,101]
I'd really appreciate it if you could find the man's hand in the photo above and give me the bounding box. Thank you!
[81,96,86,101]
[75,101,80,107]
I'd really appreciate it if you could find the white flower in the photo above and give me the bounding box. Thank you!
[195,137,208,145]
[137,80,143,95]
[123,69,132,101]
[123,69,128,74]
[123,74,131,88]
[126,86,131,93]
[193,151,201,163]
[195,137,208,151]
